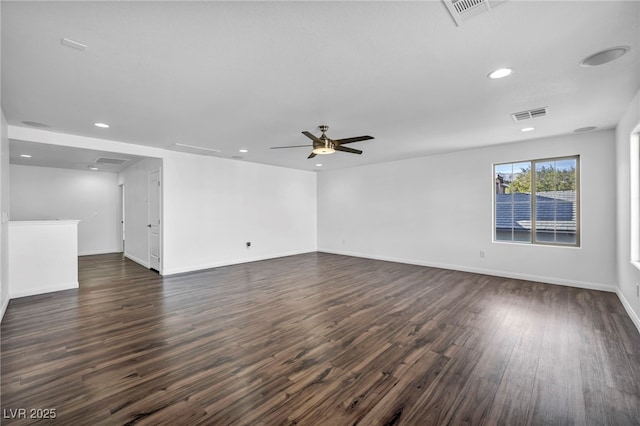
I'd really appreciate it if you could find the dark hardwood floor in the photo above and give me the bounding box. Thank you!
[1,252,639,425]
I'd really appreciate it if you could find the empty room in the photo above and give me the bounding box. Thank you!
[1,1,639,425]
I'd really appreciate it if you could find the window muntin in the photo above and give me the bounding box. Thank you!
[494,156,579,246]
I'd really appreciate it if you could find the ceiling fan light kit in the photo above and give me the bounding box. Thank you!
[271,125,374,159]
[312,145,335,155]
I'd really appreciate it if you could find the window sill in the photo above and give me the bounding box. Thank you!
[493,240,581,249]
[631,260,640,272]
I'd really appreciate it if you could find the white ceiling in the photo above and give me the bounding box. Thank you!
[2,1,639,172]
[9,140,146,173]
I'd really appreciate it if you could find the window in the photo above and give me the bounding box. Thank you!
[494,156,579,246]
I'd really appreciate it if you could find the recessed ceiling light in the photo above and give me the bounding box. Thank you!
[521,127,535,132]
[94,122,110,128]
[488,68,513,79]
[20,154,32,158]
[315,163,323,167]
[88,166,99,171]
[574,126,597,133]
[580,46,629,67]
[239,149,248,153]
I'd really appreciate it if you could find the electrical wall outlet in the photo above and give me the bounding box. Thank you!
[480,250,485,258]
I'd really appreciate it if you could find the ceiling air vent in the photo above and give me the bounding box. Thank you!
[511,107,548,122]
[167,143,221,157]
[443,0,508,27]
[95,157,128,165]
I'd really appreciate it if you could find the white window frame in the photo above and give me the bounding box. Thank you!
[493,155,580,247]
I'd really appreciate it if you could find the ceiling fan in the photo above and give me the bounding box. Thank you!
[270,125,374,159]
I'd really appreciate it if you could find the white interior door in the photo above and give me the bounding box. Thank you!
[148,170,161,272]
[118,184,125,253]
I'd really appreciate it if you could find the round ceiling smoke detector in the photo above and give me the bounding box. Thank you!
[580,46,630,67]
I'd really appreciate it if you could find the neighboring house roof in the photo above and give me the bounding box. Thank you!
[496,191,576,231]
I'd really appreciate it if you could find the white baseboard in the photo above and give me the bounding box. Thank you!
[79,249,121,256]
[617,289,640,334]
[0,295,9,323]
[10,281,79,299]
[163,250,316,276]
[124,252,149,269]
[318,249,616,293]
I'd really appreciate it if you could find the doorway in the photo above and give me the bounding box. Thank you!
[148,169,162,272]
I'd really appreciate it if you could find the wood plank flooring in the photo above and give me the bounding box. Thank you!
[2,252,640,425]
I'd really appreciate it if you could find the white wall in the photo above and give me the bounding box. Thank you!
[0,110,9,321]
[9,220,79,298]
[615,88,640,330]
[162,151,317,274]
[10,165,121,255]
[0,1,9,321]
[8,126,318,276]
[118,158,163,268]
[318,130,617,292]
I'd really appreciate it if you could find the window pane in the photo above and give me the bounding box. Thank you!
[534,158,577,244]
[495,162,532,243]
[495,228,513,241]
[495,163,512,241]
[513,201,532,242]
[510,162,531,194]
[495,163,512,201]
[494,198,532,243]
[536,161,556,192]
[556,232,577,244]
[536,229,556,242]
[556,158,577,191]
[514,230,532,242]
[535,200,556,242]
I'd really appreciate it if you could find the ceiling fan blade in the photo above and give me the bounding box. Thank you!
[302,131,323,144]
[270,145,311,149]
[307,152,317,159]
[335,145,363,155]
[334,135,374,145]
